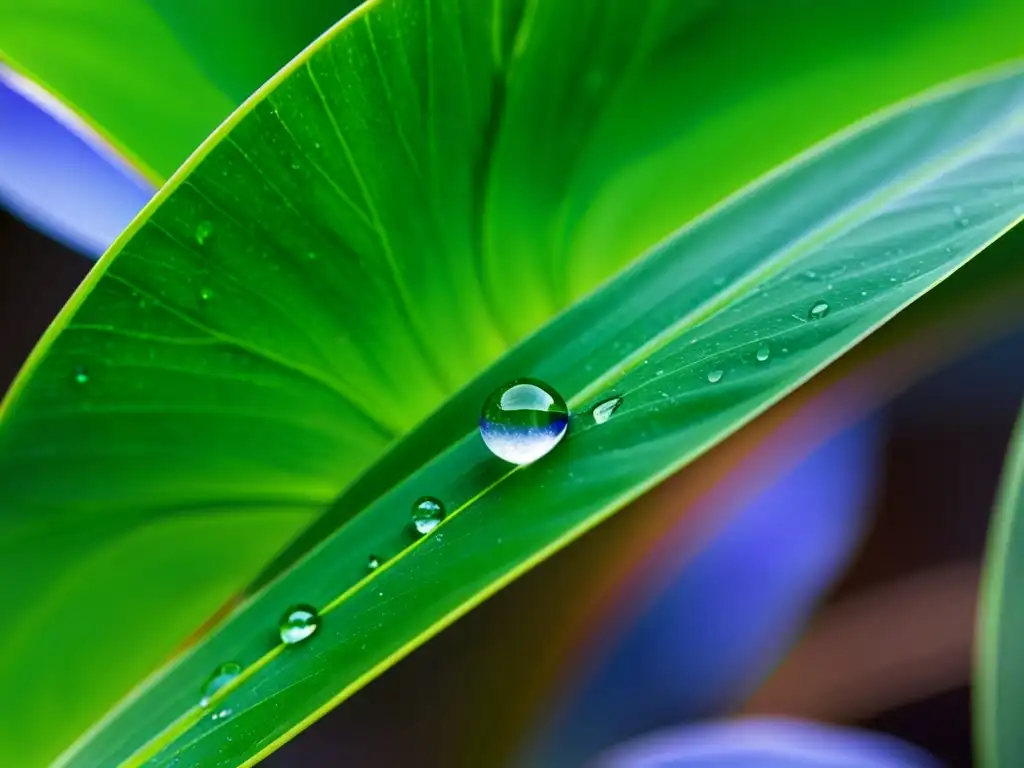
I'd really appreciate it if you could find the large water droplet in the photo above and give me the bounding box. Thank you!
[410,497,445,537]
[592,396,623,425]
[707,369,724,384]
[279,605,320,644]
[808,301,830,320]
[73,366,89,385]
[200,662,241,708]
[479,379,568,464]
[755,345,771,363]
[195,220,213,244]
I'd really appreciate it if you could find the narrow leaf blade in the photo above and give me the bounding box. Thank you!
[64,64,1024,768]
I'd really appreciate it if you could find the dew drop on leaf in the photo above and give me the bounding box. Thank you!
[808,301,830,320]
[592,396,623,424]
[211,708,233,721]
[707,369,724,384]
[755,345,771,363]
[73,366,89,385]
[199,662,241,708]
[410,497,445,537]
[200,287,214,302]
[367,554,381,571]
[195,220,213,244]
[279,605,320,645]
[479,379,568,464]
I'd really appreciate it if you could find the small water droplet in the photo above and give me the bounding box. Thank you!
[592,397,623,424]
[889,276,898,283]
[367,554,381,571]
[200,662,241,708]
[195,220,213,244]
[957,217,969,228]
[200,287,214,302]
[755,345,770,363]
[808,301,830,320]
[707,369,724,384]
[479,379,569,464]
[211,708,233,721]
[306,251,318,261]
[712,275,727,287]
[410,497,445,537]
[73,367,89,385]
[279,605,320,645]
[952,205,964,216]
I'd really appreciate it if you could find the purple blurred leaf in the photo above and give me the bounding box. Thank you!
[522,418,883,765]
[0,65,153,257]
[595,718,938,768]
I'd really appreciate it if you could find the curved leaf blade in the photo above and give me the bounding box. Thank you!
[0,64,153,256]
[59,64,1024,767]
[977,401,1024,767]
[4,0,1024,764]
[0,0,364,180]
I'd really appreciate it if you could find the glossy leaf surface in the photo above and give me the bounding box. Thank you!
[49,61,1024,766]
[2,0,1024,765]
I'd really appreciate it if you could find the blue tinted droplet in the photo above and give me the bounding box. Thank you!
[479,379,568,464]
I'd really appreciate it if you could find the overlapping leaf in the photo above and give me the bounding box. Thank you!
[57,63,1024,767]
[3,1,1024,765]
[978,400,1024,767]
[0,0,364,179]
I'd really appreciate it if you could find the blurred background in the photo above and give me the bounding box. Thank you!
[4,202,1022,766]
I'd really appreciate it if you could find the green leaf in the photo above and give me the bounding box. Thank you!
[977,400,1024,767]
[0,0,364,180]
[44,58,1024,765]
[2,0,1024,765]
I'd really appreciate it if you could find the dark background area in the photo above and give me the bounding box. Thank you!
[4,206,1018,767]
